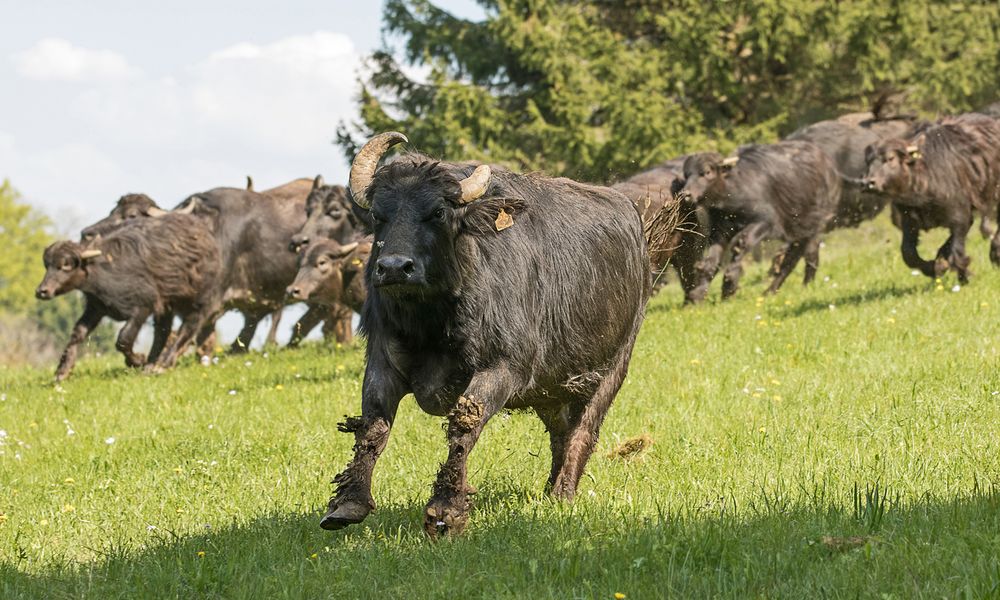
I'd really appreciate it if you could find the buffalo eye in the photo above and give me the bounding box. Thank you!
[434,207,447,220]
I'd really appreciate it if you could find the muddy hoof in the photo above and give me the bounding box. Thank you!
[424,502,470,539]
[320,500,370,531]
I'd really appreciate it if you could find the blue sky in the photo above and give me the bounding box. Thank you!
[1,0,484,232]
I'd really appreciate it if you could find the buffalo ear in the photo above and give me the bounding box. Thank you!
[906,135,925,163]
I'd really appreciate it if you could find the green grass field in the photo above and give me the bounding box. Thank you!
[2,215,999,599]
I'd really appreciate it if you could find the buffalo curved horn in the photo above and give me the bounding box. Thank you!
[336,241,360,257]
[174,197,200,215]
[905,144,920,154]
[313,174,325,190]
[721,156,740,168]
[80,249,102,260]
[147,206,169,217]
[246,175,254,191]
[349,131,409,209]
[458,164,492,204]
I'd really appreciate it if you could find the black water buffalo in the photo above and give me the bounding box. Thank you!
[285,176,363,345]
[287,238,369,312]
[288,177,359,253]
[787,115,914,229]
[79,179,328,351]
[612,157,708,303]
[678,141,840,300]
[863,113,1000,282]
[36,214,221,378]
[322,132,658,537]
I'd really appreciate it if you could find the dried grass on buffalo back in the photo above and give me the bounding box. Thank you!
[641,197,681,272]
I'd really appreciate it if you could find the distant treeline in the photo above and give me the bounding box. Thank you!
[337,0,1000,182]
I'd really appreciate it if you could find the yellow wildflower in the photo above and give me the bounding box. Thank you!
[176,508,185,514]
[39,519,48,526]
[615,594,626,600]
[689,359,701,365]
[981,302,989,308]
[758,426,766,434]
[197,551,206,558]
[63,477,75,484]
[770,379,780,386]
[61,504,75,513]
[772,395,782,402]
[29,422,38,429]
[275,384,284,391]
[173,467,183,474]
[886,317,896,324]
[0,513,7,524]
[310,553,318,559]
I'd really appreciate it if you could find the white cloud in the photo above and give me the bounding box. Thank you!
[3,31,362,230]
[11,38,139,82]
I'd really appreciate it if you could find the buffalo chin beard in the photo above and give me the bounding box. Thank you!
[373,280,435,300]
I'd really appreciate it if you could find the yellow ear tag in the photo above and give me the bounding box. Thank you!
[495,208,514,231]
[351,258,364,267]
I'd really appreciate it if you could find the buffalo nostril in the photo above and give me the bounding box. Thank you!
[401,261,414,275]
[376,264,385,276]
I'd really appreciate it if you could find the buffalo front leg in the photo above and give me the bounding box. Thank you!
[424,368,518,538]
[116,310,151,368]
[321,353,407,530]
[55,300,106,382]
[899,212,936,278]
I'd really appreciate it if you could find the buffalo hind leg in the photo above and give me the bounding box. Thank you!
[424,368,518,538]
[147,314,173,364]
[550,345,634,500]
[535,405,581,492]
[55,300,106,381]
[941,222,971,284]
[231,310,267,353]
[321,352,407,530]
[116,310,151,368]
[722,222,770,299]
[152,306,222,371]
[287,305,326,348]
[688,240,727,303]
[264,309,283,347]
[803,237,822,285]
[766,240,807,295]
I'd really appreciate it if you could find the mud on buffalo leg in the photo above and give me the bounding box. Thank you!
[147,314,173,364]
[802,237,822,285]
[899,211,937,278]
[722,222,770,299]
[766,239,808,295]
[116,309,151,368]
[287,305,326,348]
[321,352,407,531]
[424,367,519,538]
[55,299,106,382]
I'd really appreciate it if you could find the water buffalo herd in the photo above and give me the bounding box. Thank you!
[33,100,1000,535]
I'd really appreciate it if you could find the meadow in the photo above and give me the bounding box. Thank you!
[1,215,999,599]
